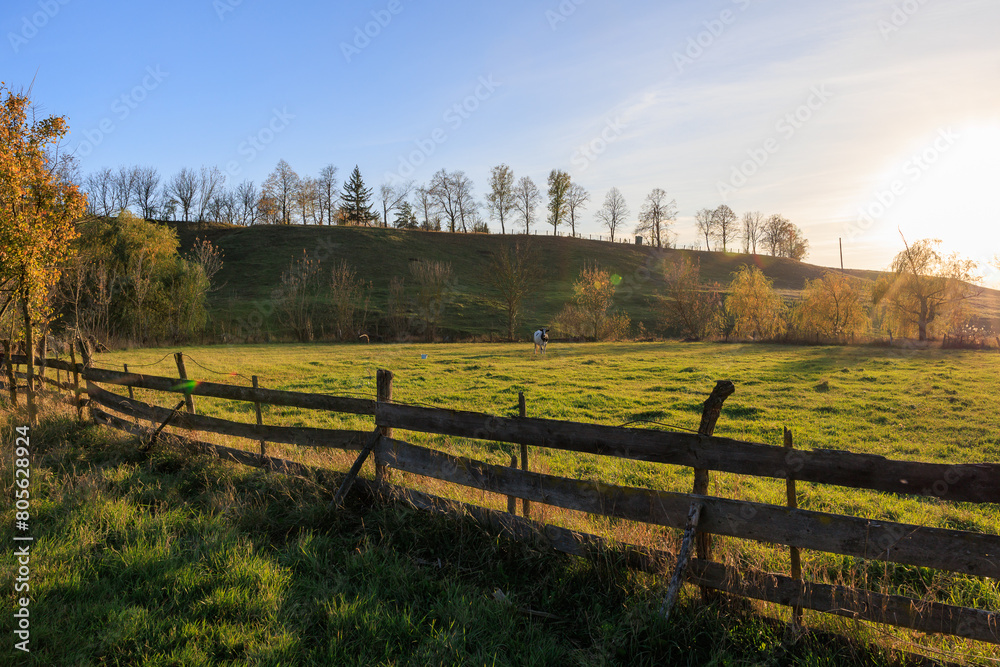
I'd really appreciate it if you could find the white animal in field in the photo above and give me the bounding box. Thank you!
[533,328,549,355]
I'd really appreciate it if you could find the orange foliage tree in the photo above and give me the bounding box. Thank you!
[0,83,87,421]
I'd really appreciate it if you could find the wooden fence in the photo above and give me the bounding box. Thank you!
[3,350,1000,647]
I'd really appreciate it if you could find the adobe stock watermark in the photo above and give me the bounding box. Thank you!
[845,127,958,241]
[384,75,501,184]
[8,0,71,54]
[546,0,585,30]
[673,0,752,74]
[341,0,404,63]
[224,107,295,179]
[877,0,932,41]
[716,84,833,201]
[73,66,169,158]
[570,117,627,173]
[213,0,243,21]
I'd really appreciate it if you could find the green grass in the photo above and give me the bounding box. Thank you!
[172,222,1000,341]
[6,340,1000,664]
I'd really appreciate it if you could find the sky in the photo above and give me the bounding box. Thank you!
[4,0,999,284]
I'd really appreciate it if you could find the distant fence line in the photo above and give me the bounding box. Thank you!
[2,349,999,646]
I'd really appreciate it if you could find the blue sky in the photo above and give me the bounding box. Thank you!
[4,0,999,281]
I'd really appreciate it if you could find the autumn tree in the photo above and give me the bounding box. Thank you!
[0,83,87,420]
[635,188,676,248]
[565,183,589,238]
[762,214,788,256]
[488,240,539,341]
[726,265,787,340]
[486,164,516,234]
[572,263,618,340]
[596,187,628,242]
[876,237,981,341]
[547,169,571,235]
[513,176,541,234]
[655,257,721,340]
[339,165,378,226]
[796,271,869,339]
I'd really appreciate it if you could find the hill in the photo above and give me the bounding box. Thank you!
[169,222,999,341]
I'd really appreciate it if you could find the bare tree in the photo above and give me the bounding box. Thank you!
[741,211,764,254]
[429,169,461,233]
[196,166,225,224]
[379,180,415,228]
[486,164,516,234]
[167,167,199,222]
[262,159,299,225]
[414,185,439,230]
[513,176,541,234]
[694,208,714,250]
[132,166,161,220]
[85,167,115,216]
[112,165,138,213]
[316,164,339,226]
[565,183,589,238]
[454,173,478,233]
[635,188,676,248]
[410,260,452,341]
[596,187,629,242]
[489,240,539,340]
[546,169,571,235]
[235,180,260,225]
[712,204,737,252]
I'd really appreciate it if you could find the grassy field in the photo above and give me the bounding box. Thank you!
[170,222,1000,341]
[5,340,1000,664]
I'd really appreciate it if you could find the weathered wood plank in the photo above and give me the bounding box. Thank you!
[92,406,1000,645]
[87,381,371,451]
[376,402,1000,504]
[370,479,1000,646]
[375,436,1000,578]
[82,366,376,415]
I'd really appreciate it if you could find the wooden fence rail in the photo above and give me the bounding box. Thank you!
[5,354,1000,648]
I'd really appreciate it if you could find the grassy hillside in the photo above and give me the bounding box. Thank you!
[170,222,1000,341]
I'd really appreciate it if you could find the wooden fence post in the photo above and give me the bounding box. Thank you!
[174,352,195,414]
[375,369,394,486]
[70,346,82,422]
[785,427,803,628]
[2,340,15,406]
[75,336,93,421]
[252,375,266,463]
[37,334,47,397]
[123,364,135,400]
[519,391,530,518]
[692,380,735,600]
[507,454,518,514]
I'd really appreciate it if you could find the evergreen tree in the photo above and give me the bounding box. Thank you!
[338,165,377,226]
[393,201,419,229]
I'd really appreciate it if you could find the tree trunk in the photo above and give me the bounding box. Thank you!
[20,291,36,424]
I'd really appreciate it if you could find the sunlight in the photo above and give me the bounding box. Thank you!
[887,124,1000,282]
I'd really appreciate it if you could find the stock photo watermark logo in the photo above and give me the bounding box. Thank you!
[73,66,169,158]
[877,0,932,40]
[845,127,958,241]
[340,0,404,63]
[385,75,501,184]
[673,0,752,74]
[570,117,626,173]
[224,107,295,179]
[716,84,833,201]
[546,0,585,30]
[7,0,71,53]
[213,0,244,21]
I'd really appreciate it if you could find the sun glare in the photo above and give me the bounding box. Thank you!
[876,124,1000,284]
